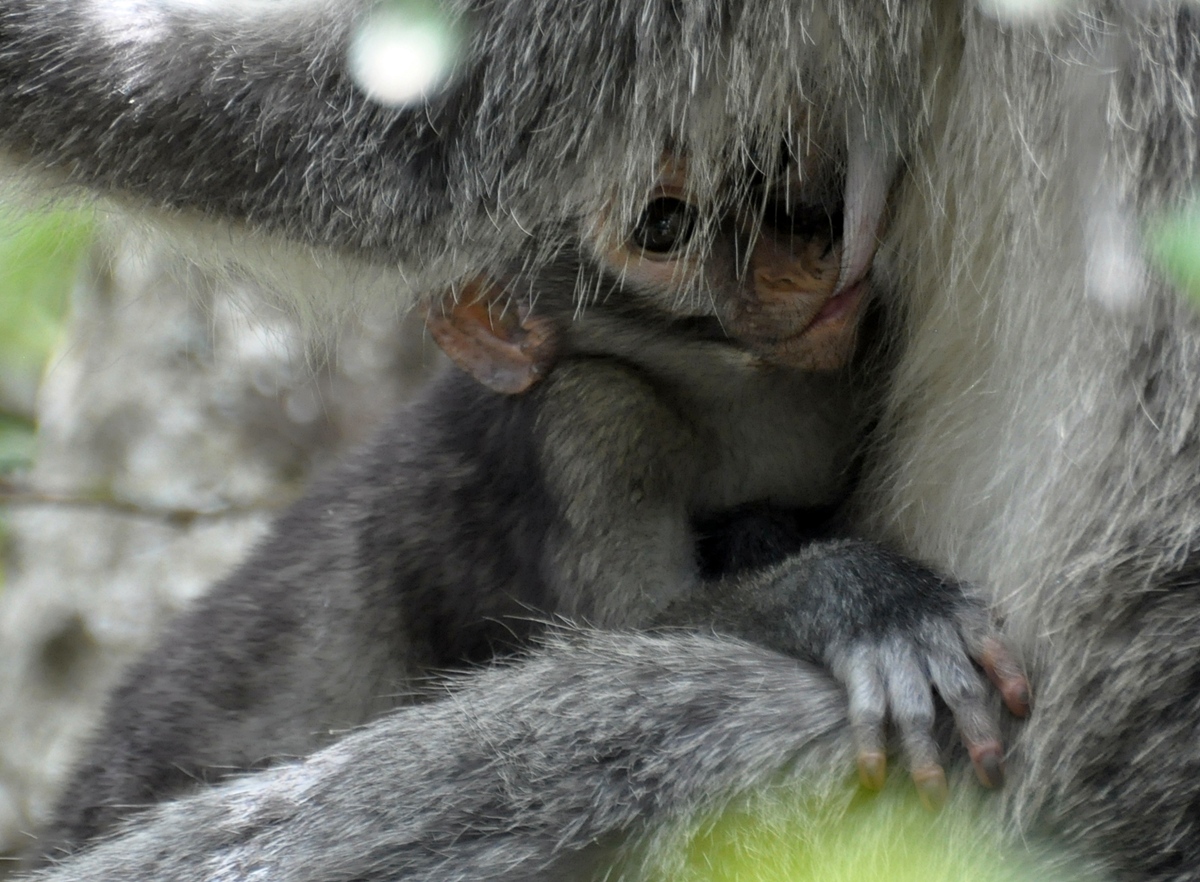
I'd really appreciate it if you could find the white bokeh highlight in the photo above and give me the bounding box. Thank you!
[1085,203,1147,312]
[976,0,1071,22]
[349,3,458,107]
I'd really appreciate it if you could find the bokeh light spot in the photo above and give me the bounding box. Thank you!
[349,0,460,107]
[976,0,1071,22]
[1149,205,1200,306]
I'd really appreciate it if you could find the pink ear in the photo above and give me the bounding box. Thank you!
[425,278,559,395]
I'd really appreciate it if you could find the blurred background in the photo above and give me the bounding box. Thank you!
[0,206,440,867]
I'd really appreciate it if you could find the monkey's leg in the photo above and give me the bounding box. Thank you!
[30,465,417,860]
[31,369,561,860]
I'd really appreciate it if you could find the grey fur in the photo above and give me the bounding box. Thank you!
[854,6,1200,875]
[27,631,853,882]
[29,227,1009,863]
[0,0,925,302]
[3,0,1200,879]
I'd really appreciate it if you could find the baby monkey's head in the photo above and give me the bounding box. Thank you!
[425,147,881,394]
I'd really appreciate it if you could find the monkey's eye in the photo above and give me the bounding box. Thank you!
[630,197,699,256]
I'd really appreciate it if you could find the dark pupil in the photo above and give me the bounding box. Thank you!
[631,197,697,255]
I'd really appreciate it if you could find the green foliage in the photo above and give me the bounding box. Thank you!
[0,208,93,373]
[1149,206,1200,305]
[0,206,94,586]
[656,783,1098,882]
[0,412,36,473]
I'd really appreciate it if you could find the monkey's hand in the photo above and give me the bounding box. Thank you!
[673,538,1031,809]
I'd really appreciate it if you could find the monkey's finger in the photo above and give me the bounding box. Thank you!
[881,639,945,810]
[842,646,888,790]
[974,636,1032,718]
[912,765,949,813]
[923,628,1006,789]
[952,602,1032,717]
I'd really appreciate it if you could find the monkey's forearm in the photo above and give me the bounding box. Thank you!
[0,0,431,259]
[31,631,851,882]
[0,0,666,267]
[0,0,908,294]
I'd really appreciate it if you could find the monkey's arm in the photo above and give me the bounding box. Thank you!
[0,0,463,265]
[662,539,1030,809]
[0,0,902,295]
[527,360,1029,806]
[29,631,851,882]
[0,0,667,268]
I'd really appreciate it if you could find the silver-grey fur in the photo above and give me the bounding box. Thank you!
[28,225,1016,862]
[3,0,1200,878]
[27,631,855,882]
[857,6,1200,875]
[0,0,920,307]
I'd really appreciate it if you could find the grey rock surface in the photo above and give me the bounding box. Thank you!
[0,226,439,863]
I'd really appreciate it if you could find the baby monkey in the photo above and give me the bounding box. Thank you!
[426,156,1029,795]
[34,156,1029,863]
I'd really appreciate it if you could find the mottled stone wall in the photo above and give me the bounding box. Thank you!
[0,226,439,861]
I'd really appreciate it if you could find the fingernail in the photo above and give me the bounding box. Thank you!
[970,743,1005,788]
[858,751,887,791]
[1006,681,1032,716]
[1016,682,1032,710]
[913,766,948,811]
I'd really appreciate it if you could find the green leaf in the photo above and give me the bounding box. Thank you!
[0,413,35,474]
[0,207,94,375]
[1149,207,1200,306]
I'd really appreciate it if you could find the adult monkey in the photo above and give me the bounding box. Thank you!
[2,1,1199,881]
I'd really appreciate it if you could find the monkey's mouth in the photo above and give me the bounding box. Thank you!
[747,279,867,371]
[667,276,867,369]
[804,278,865,332]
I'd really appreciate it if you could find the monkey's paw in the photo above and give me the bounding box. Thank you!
[770,540,1031,810]
[817,568,1030,809]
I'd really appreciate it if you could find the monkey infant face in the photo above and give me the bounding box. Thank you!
[595,158,868,372]
[425,154,873,394]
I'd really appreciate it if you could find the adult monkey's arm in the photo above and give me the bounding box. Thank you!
[0,0,909,294]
